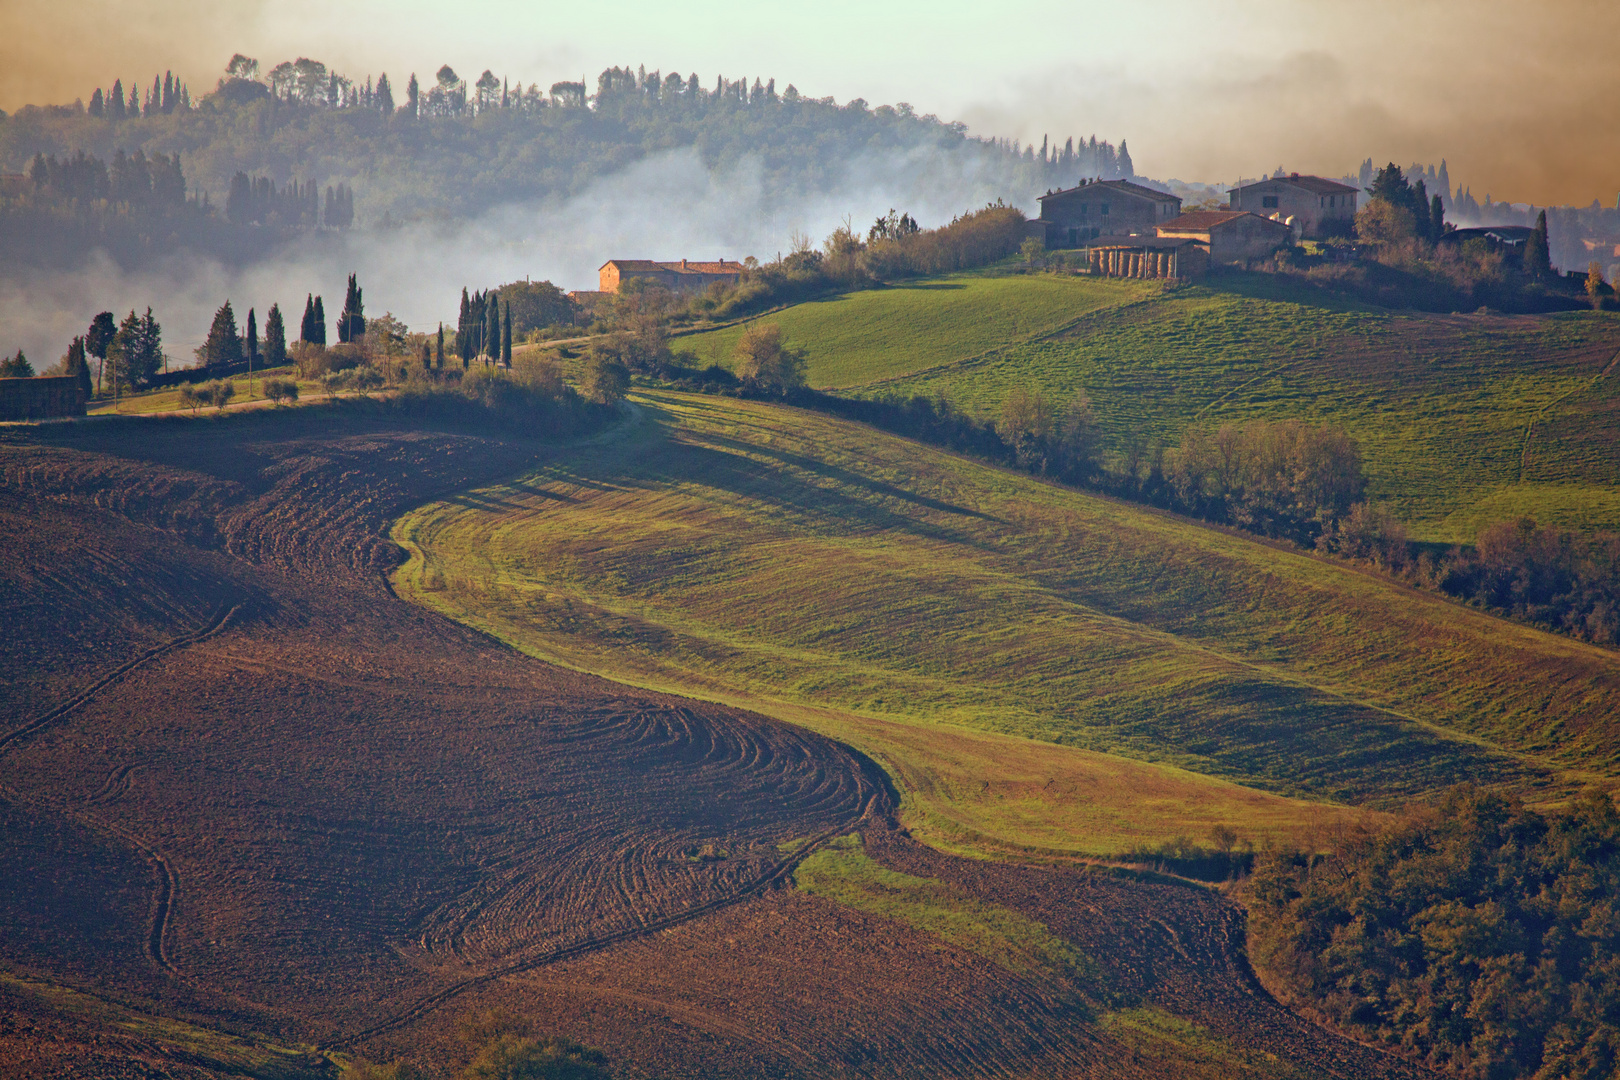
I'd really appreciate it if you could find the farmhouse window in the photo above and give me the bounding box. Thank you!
[1080,203,1088,217]
[1262,195,1279,208]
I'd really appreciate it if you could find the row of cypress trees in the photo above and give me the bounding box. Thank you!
[455,287,513,367]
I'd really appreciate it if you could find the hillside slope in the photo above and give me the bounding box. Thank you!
[394,390,1620,850]
[680,275,1620,542]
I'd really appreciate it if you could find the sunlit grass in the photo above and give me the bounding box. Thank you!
[392,390,1620,855]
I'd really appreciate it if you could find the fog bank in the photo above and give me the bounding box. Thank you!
[1,145,1025,367]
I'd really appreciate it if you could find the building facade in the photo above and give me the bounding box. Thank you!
[1036,180,1182,247]
[598,259,745,294]
[0,376,87,422]
[1226,175,1360,238]
[1157,211,1293,264]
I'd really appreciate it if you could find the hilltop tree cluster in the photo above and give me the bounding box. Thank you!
[86,71,195,119]
[27,148,188,209]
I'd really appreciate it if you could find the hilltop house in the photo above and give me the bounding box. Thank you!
[1156,211,1293,264]
[599,259,745,294]
[1227,174,1359,238]
[1036,180,1182,247]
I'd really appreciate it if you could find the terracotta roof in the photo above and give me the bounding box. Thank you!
[601,259,744,274]
[1160,211,1291,232]
[1039,179,1181,203]
[1229,175,1360,196]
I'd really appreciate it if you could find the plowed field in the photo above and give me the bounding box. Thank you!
[0,408,1429,1078]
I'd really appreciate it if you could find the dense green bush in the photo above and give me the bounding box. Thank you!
[1248,786,1620,1080]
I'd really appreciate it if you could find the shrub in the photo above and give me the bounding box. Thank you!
[463,1034,610,1080]
[201,379,235,410]
[732,323,806,394]
[177,383,206,414]
[262,377,299,405]
[323,366,385,393]
[579,348,629,405]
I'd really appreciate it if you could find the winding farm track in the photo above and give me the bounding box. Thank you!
[0,408,1433,1078]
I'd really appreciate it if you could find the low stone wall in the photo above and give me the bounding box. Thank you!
[0,376,87,421]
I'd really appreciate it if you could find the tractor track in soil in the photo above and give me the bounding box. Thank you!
[0,410,1440,1078]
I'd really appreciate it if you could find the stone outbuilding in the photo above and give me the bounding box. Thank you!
[0,376,87,421]
[1226,174,1360,238]
[1157,211,1293,264]
[1088,237,1209,279]
[598,259,745,294]
[1036,180,1183,247]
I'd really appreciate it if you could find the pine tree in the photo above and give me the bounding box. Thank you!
[312,296,327,345]
[202,301,243,369]
[128,84,139,116]
[502,302,513,367]
[1525,210,1553,276]
[264,303,287,367]
[86,311,115,393]
[1430,194,1446,240]
[89,88,105,117]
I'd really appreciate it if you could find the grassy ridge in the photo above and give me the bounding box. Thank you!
[678,276,1620,542]
[392,391,1620,852]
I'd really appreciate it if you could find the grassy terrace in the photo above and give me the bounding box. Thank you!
[86,364,320,415]
[679,274,1620,542]
[392,390,1620,856]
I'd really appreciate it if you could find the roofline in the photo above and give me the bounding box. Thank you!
[1226,176,1361,195]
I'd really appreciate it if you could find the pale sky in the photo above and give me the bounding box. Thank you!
[2,0,1618,206]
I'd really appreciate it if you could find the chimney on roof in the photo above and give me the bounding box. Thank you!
[682,258,687,269]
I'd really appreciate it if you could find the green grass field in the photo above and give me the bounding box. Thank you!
[679,275,1620,542]
[87,365,320,416]
[392,390,1620,856]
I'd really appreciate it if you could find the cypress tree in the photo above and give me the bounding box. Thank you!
[436,322,445,368]
[484,295,499,363]
[457,287,471,361]
[264,303,286,367]
[1525,210,1552,276]
[128,84,139,116]
[1430,194,1445,240]
[502,303,513,367]
[312,296,327,345]
[110,79,125,120]
[406,73,419,117]
[301,293,316,342]
[246,307,259,367]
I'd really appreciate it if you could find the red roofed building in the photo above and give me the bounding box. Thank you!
[1157,211,1293,264]
[599,258,745,294]
[1227,174,1360,238]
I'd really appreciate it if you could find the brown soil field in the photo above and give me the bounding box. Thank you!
[0,407,1432,1078]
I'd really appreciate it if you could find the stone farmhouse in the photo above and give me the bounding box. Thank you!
[1035,180,1182,247]
[1158,211,1294,264]
[598,259,745,294]
[0,375,87,422]
[1227,174,1359,238]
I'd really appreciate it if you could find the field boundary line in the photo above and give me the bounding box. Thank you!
[322,789,888,1052]
[0,603,243,756]
[1517,345,1620,483]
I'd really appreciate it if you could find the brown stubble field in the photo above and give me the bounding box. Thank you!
[0,407,1430,1078]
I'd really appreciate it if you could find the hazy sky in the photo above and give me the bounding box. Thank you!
[2,0,1618,206]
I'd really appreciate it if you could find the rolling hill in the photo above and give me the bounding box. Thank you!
[677,273,1620,542]
[392,389,1620,865]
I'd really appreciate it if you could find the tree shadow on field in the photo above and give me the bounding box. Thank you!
[697,431,1003,525]
[1195,270,1384,315]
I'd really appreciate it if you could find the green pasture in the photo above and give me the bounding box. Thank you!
[674,274,1150,388]
[681,274,1620,542]
[87,365,319,416]
[392,390,1620,855]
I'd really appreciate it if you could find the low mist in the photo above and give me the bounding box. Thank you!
[0,145,1030,367]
